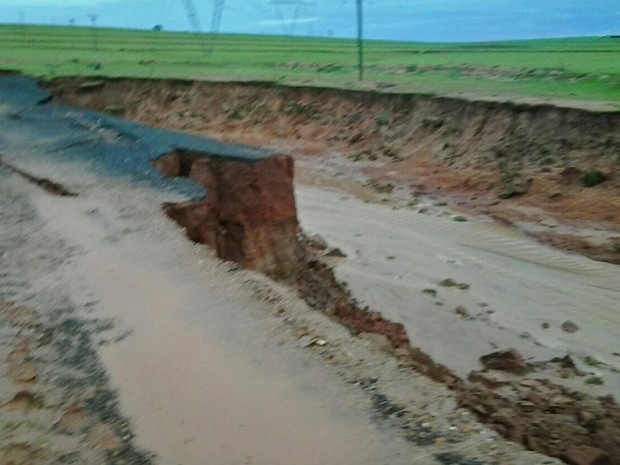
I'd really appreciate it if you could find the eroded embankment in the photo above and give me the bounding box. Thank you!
[46,78,620,463]
[45,77,620,263]
[152,149,620,465]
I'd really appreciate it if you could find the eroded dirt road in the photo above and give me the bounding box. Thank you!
[1,157,558,465]
[1,76,564,465]
[296,183,620,398]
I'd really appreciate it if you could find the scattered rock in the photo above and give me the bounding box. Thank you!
[550,354,576,368]
[479,349,527,374]
[422,288,437,297]
[325,247,346,258]
[454,306,469,318]
[562,321,580,333]
[438,278,470,290]
[294,326,311,338]
[469,371,513,389]
[359,332,395,354]
[539,217,560,228]
[0,443,44,465]
[562,445,609,465]
[58,405,91,434]
[297,335,327,348]
[86,423,125,453]
[394,347,411,358]
[309,234,328,249]
[3,391,44,412]
[7,363,39,384]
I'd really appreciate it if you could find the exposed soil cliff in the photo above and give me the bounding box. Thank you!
[46,77,620,263]
[154,150,301,280]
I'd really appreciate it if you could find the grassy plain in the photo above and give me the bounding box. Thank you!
[1,25,619,105]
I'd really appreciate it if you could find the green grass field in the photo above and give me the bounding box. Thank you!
[1,25,619,106]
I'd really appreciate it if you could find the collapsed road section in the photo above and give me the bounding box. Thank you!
[46,76,620,265]
[1,75,620,464]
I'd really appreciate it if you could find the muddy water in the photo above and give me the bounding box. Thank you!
[31,187,427,465]
[296,185,620,397]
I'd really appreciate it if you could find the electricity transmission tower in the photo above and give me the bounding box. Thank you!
[270,0,316,36]
[181,0,203,34]
[180,0,208,54]
[207,0,226,54]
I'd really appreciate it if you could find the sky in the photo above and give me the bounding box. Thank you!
[0,0,619,42]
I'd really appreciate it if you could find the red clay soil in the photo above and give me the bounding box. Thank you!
[154,149,301,280]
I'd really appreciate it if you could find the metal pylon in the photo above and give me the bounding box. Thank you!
[207,0,226,54]
[180,0,208,54]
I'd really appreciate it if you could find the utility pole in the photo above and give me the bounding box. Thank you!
[88,14,99,51]
[18,11,25,37]
[356,0,364,81]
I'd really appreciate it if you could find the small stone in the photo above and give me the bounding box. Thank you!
[480,349,527,374]
[310,234,328,249]
[359,332,394,354]
[325,247,346,258]
[562,445,609,465]
[560,368,576,379]
[561,321,580,333]
[394,347,411,358]
[454,306,469,318]
[7,363,39,384]
[539,217,559,228]
[577,410,596,425]
[294,326,311,338]
[519,379,540,388]
[518,401,536,412]
[460,424,476,434]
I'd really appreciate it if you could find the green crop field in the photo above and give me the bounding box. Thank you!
[1,25,620,107]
